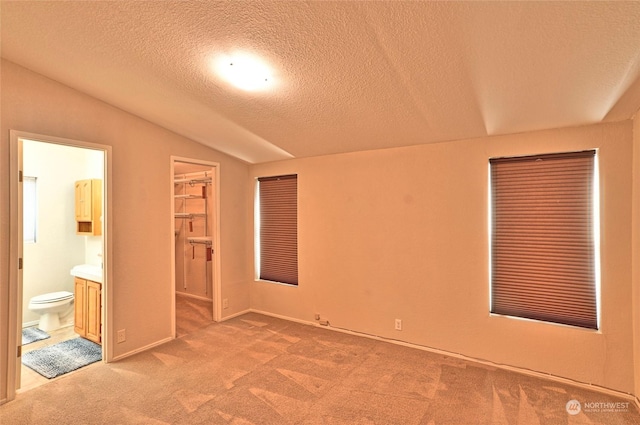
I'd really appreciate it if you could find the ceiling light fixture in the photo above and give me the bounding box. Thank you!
[215,53,274,92]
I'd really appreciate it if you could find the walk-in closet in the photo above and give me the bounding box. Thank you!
[173,161,216,335]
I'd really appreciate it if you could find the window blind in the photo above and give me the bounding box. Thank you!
[490,150,597,329]
[258,174,298,285]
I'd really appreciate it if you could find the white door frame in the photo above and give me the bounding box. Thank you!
[170,156,222,335]
[7,130,113,401]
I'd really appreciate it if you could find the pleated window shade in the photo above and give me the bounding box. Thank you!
[490,150,598,329]
[258,175,298,285]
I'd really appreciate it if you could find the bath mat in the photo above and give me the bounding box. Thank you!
[22,337,101,379]
[22,327,50,345]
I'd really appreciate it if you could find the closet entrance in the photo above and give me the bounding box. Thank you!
[171,157,221,337]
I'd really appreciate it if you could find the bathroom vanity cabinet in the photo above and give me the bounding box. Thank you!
[74,277,102,344]
[75,179,102,236]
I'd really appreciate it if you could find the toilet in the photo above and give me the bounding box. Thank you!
[28,291,74,332]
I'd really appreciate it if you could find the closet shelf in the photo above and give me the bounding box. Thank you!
[174,194,202,199]
[174,177,212,185]
[187,236,213,246]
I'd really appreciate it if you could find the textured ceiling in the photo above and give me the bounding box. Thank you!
[2,1,640,163]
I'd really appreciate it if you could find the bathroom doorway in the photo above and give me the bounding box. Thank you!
[8,131,112,399]
[171,157,221,337]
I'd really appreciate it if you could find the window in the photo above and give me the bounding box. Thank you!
[490,150,598,329]
[257,174,298,285]
[23,176,38,243]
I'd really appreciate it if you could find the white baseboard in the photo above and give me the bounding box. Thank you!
[22,321,74,331]
[220,308,252,322]
[246,309,638,405]
[111,336,173,362]
[249,309,316,327]
[21,320,39,328]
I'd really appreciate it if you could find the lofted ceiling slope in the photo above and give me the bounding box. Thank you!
[2,1,640,163]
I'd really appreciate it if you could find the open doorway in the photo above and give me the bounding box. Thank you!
[171,157,221,338]
[8,131,112,400]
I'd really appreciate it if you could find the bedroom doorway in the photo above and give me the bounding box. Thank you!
[7,130,112,400]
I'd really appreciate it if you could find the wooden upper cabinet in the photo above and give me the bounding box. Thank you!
[74,181,85,221]
[75,179,102,235]
[75,180,92,221]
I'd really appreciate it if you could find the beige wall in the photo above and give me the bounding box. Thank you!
[633,109,640,400]
[250,121,636,394]
[0,60,250,401]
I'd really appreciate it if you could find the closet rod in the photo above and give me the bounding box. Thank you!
[188,239,212,246]
[174,213,206,219]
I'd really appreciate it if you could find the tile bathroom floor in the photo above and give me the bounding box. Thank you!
[19,325,94,392]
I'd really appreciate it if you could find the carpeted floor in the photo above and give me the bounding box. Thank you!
[175,294,213,337]
[2,312,638,424]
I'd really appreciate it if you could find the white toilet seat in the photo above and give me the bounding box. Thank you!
[29,291,73,304]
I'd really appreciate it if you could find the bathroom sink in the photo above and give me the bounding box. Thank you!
[70,264,103,283]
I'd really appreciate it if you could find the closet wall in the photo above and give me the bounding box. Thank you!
[174,163,215,300]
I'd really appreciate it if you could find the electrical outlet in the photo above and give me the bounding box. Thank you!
[223,298,229,309]
[394,319,402,331]
[314,313,320,321]
[117,329,126,343]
